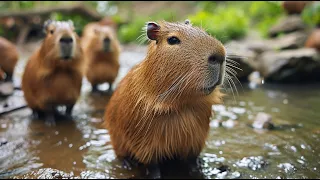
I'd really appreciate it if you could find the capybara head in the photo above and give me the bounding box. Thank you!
[142,20,226,100]
[42,20,81,61]
[90,25,117,53]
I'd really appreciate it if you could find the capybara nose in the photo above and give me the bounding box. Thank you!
[60,37,73,44]
[208,54,225,66]
[104,37,110,44]
[103,37,111,52]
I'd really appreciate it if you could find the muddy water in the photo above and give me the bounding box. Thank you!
[0,44,320,179]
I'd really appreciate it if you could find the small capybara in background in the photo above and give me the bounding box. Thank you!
[22,20,84,125]
[0,36,19,82]
[82,22,120,93]
[104,20,227,178]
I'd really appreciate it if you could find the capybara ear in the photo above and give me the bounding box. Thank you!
[43,19,53,34]
[185,19,191,25]
[146,22,160,41]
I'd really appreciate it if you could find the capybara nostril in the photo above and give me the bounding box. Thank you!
[104,37,110,43]
[60,37,73,44]
[208,54,225,65]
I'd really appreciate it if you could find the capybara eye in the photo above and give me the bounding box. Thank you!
[50,30,54,34]
[167,36,180,45]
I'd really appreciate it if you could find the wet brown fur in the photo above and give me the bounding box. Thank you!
[22,21,84,111]
[0,36,19,79]
[104,21,226,165]
[82,23,120,87]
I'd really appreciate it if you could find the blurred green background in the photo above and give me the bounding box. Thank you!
[0,1,319,44]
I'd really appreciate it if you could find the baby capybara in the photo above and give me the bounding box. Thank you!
[22,20,84,125]
[82,23,120,93]
[0,36,19,82]
[104,20,226,178]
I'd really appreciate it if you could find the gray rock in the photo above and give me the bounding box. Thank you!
[267,31,309,50]
[258,48,320,83]
[252,112,274,130]
[22,168,79,179]
[0,82,14,96]
[225,41,257,81]
[235,156,267,171]
[269,15,306,38]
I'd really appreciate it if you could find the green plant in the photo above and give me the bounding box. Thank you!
[248,1,284,37]
[118,10,177,44]
[188,7,249,43]
[302,2,320,27]
[50,12,93,36]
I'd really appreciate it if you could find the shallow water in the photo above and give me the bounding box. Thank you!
[0,44,320,179]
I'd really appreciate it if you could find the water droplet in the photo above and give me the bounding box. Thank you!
[69,144,73,148]
[300,144,306,149]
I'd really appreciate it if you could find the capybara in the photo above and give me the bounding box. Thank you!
[0,36,19,81]
[104,20,227,178]
[82,22,120,93]
[22,20,84,125]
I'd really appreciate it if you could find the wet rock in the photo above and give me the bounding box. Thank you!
[0,82,14,96]
[24,168,79,179]
[225,41,257,81]
[305,28,320,51]
[222,119,237,128]
[277,163,296,173]
[248,71,263,89]
[217,165,230,172]
[252,112,274,130]
[235,156,267,170]
[0,138,8,146]
[258,48,320,83]
[269,15,306,38]
[267,31,309,50]
[80,170,110,179]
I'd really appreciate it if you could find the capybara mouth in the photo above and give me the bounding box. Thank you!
[203,84,218,95]
[62,56,72,60]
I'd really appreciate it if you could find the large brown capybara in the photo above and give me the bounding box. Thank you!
[22,20,84,125]
[82,22,120,93]
[0,36,19,82]
[104,20,228,178]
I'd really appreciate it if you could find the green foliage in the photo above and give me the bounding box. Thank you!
[50,12,93,36]
[196,1,217,12]
[118,10,177,44]
[188,7,249,43]
[302,2,320,27]
[248,1,284,37]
